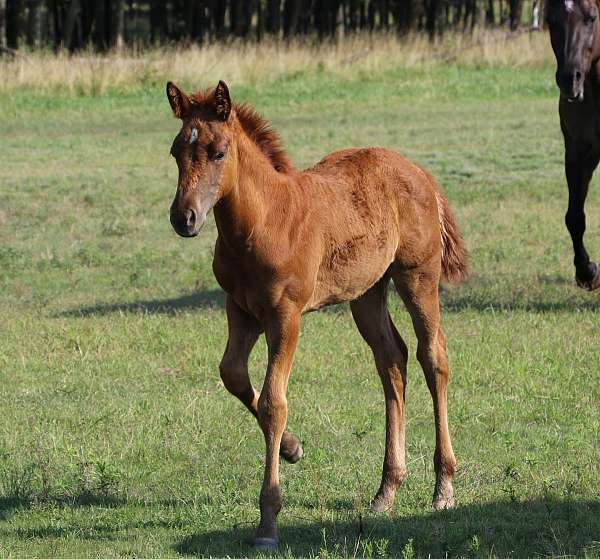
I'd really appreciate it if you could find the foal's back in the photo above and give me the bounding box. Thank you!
[302,147,444,311]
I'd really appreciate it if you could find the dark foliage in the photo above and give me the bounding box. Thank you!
[0,0,541,51]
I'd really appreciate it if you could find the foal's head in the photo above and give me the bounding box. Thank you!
[547,0,600,101]
[166,80,234,237]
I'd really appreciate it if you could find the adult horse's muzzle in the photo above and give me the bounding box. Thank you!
[170,202,205,237]
[556,68,585,102]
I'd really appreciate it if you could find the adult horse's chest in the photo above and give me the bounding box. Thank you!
[561,81,600,146]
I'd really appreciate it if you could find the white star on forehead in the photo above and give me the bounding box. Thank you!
[565,0,574,12]
[189,128,198,144]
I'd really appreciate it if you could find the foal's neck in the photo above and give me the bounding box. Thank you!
[213,121,291,250]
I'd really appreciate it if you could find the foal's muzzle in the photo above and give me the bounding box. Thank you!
[170,203,205,237]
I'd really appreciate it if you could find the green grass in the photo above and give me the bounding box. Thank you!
[1,65,600,558]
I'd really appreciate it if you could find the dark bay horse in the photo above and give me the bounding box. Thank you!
[166,80,468,550]
[547,0,600,289]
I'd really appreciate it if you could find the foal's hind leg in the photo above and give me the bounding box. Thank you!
[350,277,408,513]
[394,266,457,510]
[220,296,303,463]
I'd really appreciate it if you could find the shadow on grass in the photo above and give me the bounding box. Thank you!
[57,289,226,317]
[439,273,600,313]
[55,274,600,319]
[0,491,196,521]
[175,498,600,558]
[57,290,351,318]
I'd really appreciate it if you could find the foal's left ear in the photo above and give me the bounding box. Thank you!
[214,80,232,122]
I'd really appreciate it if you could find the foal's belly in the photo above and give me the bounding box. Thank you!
[304,237,396,311]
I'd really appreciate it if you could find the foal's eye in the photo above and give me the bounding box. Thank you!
[585,14,596,24]
[212,151,225,162]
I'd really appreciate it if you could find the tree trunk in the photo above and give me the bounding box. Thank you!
[209,0,225,37]
[348,0,359,31]
[0,0,6,48]
[150,0,167,43]
[48,0,59,46]
[485,0,494,25]
[396,0,414,33]
[426,0,440,39]
[283,0,302,36]
[110,0,124,48]
[379,0,389,29]
[92,0,107,49]
[266,0,281,35]
[508,0,523,30]
[189,0,205,41]
[6,0,24,48]
[26,0,42,46]
[256,0,263,41]
[231,0,252,37]
[367,0,375,29]
[63,0,79,49]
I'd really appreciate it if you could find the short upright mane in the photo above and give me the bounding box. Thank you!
[190,90,294,174]
[235,104,294,174]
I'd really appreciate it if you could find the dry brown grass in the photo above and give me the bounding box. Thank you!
[0,29,554,95]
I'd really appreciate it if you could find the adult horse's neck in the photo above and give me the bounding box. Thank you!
[213,119,291,253]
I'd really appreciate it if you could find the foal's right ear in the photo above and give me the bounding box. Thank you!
[214,80,232,121]
[166,82,190,119]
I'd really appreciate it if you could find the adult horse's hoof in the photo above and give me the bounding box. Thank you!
[576,261,600,291]
[254,537,278,552]
[280,434,304,464]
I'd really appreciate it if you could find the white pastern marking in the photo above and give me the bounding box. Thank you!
[189,128,198,144]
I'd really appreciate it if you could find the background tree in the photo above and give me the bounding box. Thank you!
[0,0,543,52]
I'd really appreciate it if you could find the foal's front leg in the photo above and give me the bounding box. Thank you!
[219,296,303,463]
[254,306,301,550]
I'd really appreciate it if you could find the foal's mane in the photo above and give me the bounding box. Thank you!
[190,90,294,174]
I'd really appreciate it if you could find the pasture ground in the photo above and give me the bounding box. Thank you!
[1,63,600,558]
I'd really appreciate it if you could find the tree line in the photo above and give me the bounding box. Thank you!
[0,1,541,51]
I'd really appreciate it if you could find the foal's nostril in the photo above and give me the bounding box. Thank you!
[575,70,583,83]
[185,208,197,230]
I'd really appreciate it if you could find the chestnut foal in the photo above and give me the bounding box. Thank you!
[166,80,468,550]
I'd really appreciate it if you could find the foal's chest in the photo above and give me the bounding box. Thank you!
[212,237,283,320]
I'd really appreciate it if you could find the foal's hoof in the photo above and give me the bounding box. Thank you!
[369,494,395,514]
[254,537,278,552]
[576,262,600,291]
[433,477,456,511]
[432,495,456,511]
[280,434,304,464]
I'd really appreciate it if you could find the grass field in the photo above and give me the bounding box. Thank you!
[2,51,600,558]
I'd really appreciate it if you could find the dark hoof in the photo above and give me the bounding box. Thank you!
[280,434,304,464]
[576,262,600,291]
[254,537,278,552]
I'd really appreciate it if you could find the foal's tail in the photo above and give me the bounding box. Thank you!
[435,189,469,284]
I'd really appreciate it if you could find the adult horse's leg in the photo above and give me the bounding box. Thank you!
[254,304,301,550]
[350,276,408,513]
[564,143,600,290]
[220,296,303,464]
[394,266,456,510]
